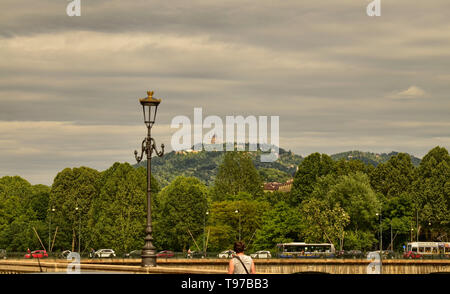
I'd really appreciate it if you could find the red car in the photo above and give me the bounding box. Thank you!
[403,251,422,259]
[156,250,174,258]
[24,250,48,259]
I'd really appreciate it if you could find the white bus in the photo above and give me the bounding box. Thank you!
[277,242,336,258]
[404,242,450,259]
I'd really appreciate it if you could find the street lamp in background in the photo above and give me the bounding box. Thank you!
[203,211,209,258]
[376,211,382,274]
[48,207,55,253]
[235,209,241,241]
[75,206,80,253]
[134,90,164,267]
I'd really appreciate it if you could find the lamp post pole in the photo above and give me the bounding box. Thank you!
[235,209,241,241]
[48,207,55,253]
[376,211,382,274]
[134,90,164,267]
[76,206,80,253]
[203,210,209,258]
[416,209,419,242]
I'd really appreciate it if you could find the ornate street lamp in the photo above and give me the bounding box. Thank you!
[134,90,164,267]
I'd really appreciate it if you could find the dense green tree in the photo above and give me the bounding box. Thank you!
[49,167,101,252]
[207,200,269,252]
[369,153,417,249]
[325,172,380,232]
[258,168,291,183]
[260,191,291,206]
[291,153,335,205]
[300,198,350,250]
[0,176,46,251]
[252,201,303,251]
[211,152,263,201]
[334,159,368,177]
[153,176,208,252]
[370,153,417,198]
[87,163,159,254]
[413,146,450,240]
[307,172,380,250]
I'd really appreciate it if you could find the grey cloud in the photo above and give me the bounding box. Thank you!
[1,0,449,184]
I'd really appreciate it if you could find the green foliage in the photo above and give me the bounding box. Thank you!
[331,151,421,167]
[135,146,303,187]
[370,153,417,198]
[325,172,380,232]
[153,176,208,252]
[300,198,349,250]
[253,201,303,251]
[413,146,450,240]
[344,231,377,251]
[87,163,159,254]
[211,152,263,201]
[49,167,101,251]
[207,200,270,252]
[1,146,448,255]
[303,172,380,250]
[258,168,291,183]
[291,153,335,205]
[0,176,48,251]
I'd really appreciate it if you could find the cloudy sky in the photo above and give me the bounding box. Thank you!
[1,0,450,185]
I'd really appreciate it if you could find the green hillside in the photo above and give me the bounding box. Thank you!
[135,147,421,187]
[331,150,421,167]
[135,146,302,187]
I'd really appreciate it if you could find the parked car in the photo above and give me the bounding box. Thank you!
[403,250,422,259]
[218,250,235,259]
[156,250,175,258]
[0,249,6,259]
[337,250,365,259]
[60,250,71,258]
[124,250,141,258]
[186,250,205,258]
[24,250,48,259]
[382,250,396,259]
[94,249,116,258]
[250,251,272,259]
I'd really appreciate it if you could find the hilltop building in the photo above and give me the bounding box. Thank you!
[263,178,293,193]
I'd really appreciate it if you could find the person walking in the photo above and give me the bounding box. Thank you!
[228,241,255,274]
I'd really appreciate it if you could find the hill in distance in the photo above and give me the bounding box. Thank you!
[331,150,421,167]
[134,145,421,187]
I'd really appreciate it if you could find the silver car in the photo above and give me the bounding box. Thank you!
[218,250,235,259]
[94,249,116,258]
[250,251,272,259]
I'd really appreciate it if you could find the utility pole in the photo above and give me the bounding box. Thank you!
[416,209,419,242]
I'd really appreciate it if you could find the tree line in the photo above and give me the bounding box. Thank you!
[0,146,448,254]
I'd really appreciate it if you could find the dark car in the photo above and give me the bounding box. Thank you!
[382,250,396,259]
[337,250,365,259]
[186,251,205,258]
[156,250,175,258]
[124,250,142,258]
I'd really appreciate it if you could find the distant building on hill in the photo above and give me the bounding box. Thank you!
[175,149,200,155]
[263,178,293,193]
